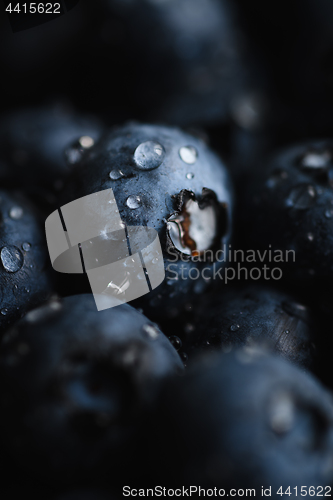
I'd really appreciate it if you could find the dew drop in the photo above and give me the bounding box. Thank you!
[230,324,240,332]
[109,169,124,180]
[1,246,24,273]
[286,184,317,209]
[169,335,182,351]
[134,141,165,170]
[307,232,314,242]
[22,242,31,252]
[1,308,8,316]
[126,195,142,209]
[179,146,198,164]
[186,172,195,179]
[9,207,23,220]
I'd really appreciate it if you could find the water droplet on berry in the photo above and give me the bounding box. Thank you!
[286,184,317,209]
[1,246,24,273]
[22,242,31,252]
[230,324,240,332]
[126,195,142,209]
[179,146,198,164]
[109,169,124,180]
[134,141,165,170]
[79,136,94,149]
[9,207,23,220]
[299,149,331,170]
[169,335,182,350]
[1,308,8,316]
[186,172,195,179]
[142,324,159,340]
[307,233,314,241]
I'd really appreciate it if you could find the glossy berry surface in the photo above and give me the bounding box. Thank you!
[0,294,182,485]
[151,351,333,491]
[60,123,233,316]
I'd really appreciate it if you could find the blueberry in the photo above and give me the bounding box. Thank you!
[150,351,333,491]
[0,294,183,485]
[0,189,54,333]
[0,104,103,199]
[60,123,233,318]
[237,140,333,288]
[179,285,315,369]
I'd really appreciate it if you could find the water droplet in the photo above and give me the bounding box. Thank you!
[9,207,23,220]
[1,308,8,316]
[186,172,195,179]
[79,136,94,149]
[230,324,240,332]
[325,209,333,219]
[142,324,159,340]
[286,184,317,209]
[126,195,142,209]
[169,335,182,350]
[179,146,198,164]
[284,330,290,334]
[0,246,24,273]
[307,232,314,242]
[152,257,159,264]
[134,141,165,170]
[109,169,124,180]
[299,149,331,170]
[22,242,31,252]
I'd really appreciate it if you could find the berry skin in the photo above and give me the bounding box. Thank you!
[0,189,54,333]
[60,123,233,318]
[180,285,315,369]
[92,0,248,126]
[150,351,333,492]
[237,140,333,289]
[0,294,183,486]
[0,104,103,197]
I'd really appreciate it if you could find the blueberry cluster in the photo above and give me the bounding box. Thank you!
[2,1,333,499]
